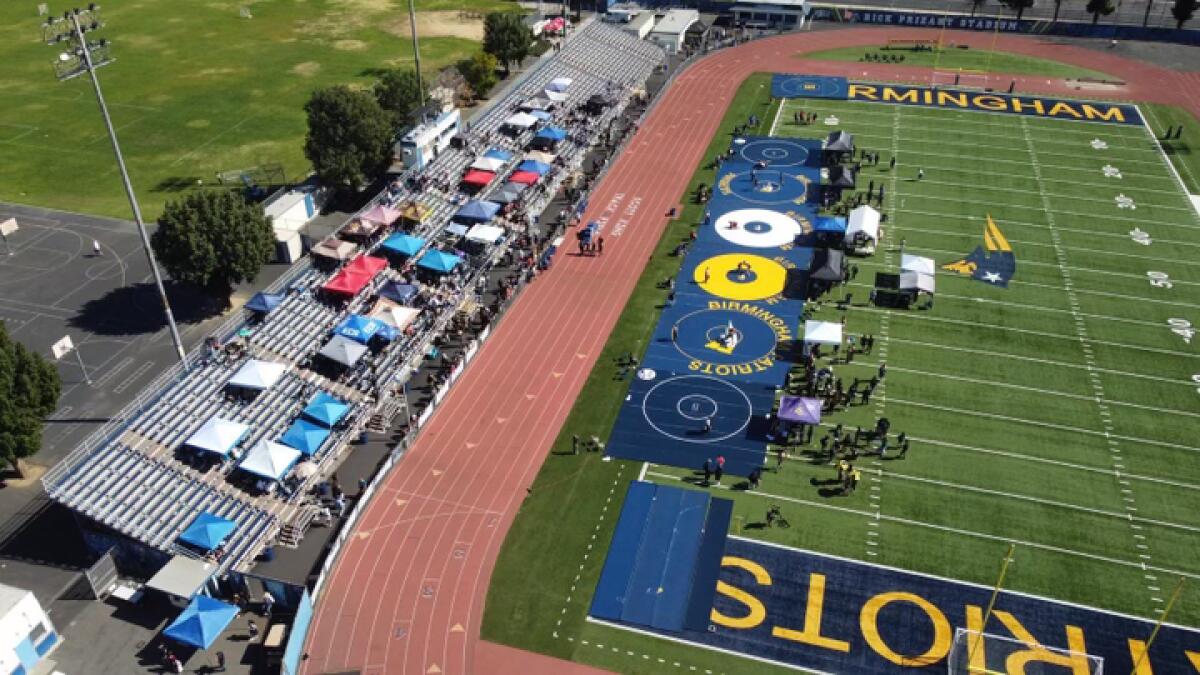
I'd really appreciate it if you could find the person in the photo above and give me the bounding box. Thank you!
[766,504,782,527]
[215,651,227,672]
[671,325,679,343]
[92,239,102,256]
[248,619,260,642]
[703,416,712,433]
[702,458,712,485]
[748,467,761,490]
[775,446,785,472]
[878,362,887,380]
[358,477,368,494]
[262,590,275,618]
[917,168,924,180]
[898,437,910,459]
[889,155,896,170]
[170,655,184,673]
[713,463,723,486]
[335,492,346,517]
[572,434,580,454]
[702,267,711,284]
[596,236,605,254]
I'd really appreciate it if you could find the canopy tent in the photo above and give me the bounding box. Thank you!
[846,205,881,243]
[245,291,284,314]
[311,238,358,261]
[293,461,319,480]
[239,440,302,481]
[533,126,567,143]
[454,200,501,223]
[177,512,236,551]
[525,150,556,164]
[491,182,527,204]
[335,314,396,344]
[163,596,239,650]
[279,418,331,456]
[803,320,843,345]
[812,215,847,233]
[824,130,854,153]
[465,224,505,245]
[827,165,856,188]
[417,249,462,274]
[503,112,538,129]
[470,156,506,172]
[370,302,421,331]
[184,417,250,457]
[360,203,400,225]
[340,217,384,239]
[777,396,822,425]
[445,223,470,237]
[544,77,572,102]
[810,248,846,282]
[461,169,496,188]
[228,359,287,391]
[900,271,936,293]
[521,96,553,111]
[302,391,350,428]
[397,200,430,224]
[381,232,426,258]
[318,335,369,368]
[484,148,513,161]
[147,556,216,600]
[901,254,937,275]
[528,109,553,122]
[507,170,540,185]
[379,280,418,304]
[517,159,552,176]
[322,255,387,296]
[338,253,388,278]
[584,93,609,113]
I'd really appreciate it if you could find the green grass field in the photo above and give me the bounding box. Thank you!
[803,45,1115,80]
[0,0,508,220]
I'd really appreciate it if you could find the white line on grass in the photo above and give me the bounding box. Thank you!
[903,209,1200,248]
[907,178,1196,214]
[903,191,1198,227]
[768,94,786,136]
[898,224,1200,265]
[1137,103,1200,208]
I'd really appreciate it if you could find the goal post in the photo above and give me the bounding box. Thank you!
[946,628,1104,675]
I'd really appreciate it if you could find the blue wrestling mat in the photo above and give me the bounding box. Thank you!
[771,74,850,100]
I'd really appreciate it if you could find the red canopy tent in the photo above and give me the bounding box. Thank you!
[322,255,388,296]
[461,170,496,188]
[507,170,540,185]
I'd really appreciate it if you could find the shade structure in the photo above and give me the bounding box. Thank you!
[517,159,552,176]
[521,96,552,111]
[465,224,505,244]
[484,148,513,161]
[177,512,237,551]
[534,126,567,143]
[825,130,854,153]
[461,169,496,188]
[813,215,847,233]
[184,417,250,457]
[470,156,506,172]
[318,335,369,368]
[803,320,843,345]
[341,218,383,239]
[454,200,501,223]
[279,418,331,456]
[371,304,421,331]
[147,556,216,600]
[360,203,400,225]
[847,205,881,243]
[228,359,288,391]
[810,248,846,283]
[381,232,426,257]
[378,281,418,304]
[828,165,856,188]
[546,77,573,92]
[777,396,823,425]
[901,254,937,275]
[525,150,556,164]
[528,109,553,121]
[239,440,302,481]
[245,292,284,314]
[397,200,429,224]
[491,182,527,205]
[503,112,538,128]
[900,271,936,293]
[311,238,358,261]
[417,249,462,274]
[507,170,540,185]
[322,255,387,296]
[163,596,239,649]
[302,391,351,428]
[335,314,396,344]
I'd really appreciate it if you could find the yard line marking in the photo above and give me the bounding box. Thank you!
[897,225,1200,266]
[1138,103,1200,208]
[903,191,1199,227]
[903,209,1200,249]
[907,177,1196,213]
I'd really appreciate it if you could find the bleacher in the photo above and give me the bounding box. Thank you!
[41,19,666,575]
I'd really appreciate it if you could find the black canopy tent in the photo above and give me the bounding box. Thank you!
[583,93,610,115]
[823,130,855,166]
[810,248,846,283]
[827,165,856,188]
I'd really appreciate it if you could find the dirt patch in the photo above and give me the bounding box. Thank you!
[384,11,484,41]
[329,0,396,11]
[292,61,322,77]
[334,39,369,51]
[186,119,212,129]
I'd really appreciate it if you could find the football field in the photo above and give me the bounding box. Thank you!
[645,95,1200,627]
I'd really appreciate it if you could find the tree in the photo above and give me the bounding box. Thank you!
[374,68,426,128]
[151,190,275,300]
[1001,0,1035,20]
[457,51,499,99]
[1086,0,1116,23]
[483,12,533,74]
[303,85,393,192]
[1173,0,1198,28]
[0,321,61,479]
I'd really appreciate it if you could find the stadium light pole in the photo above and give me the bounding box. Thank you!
[43,6,189,371]
[407,0,425,107]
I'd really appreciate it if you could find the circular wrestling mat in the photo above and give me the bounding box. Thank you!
[641,374,754,444]
[713,208,802,249]
[739,139,809,168]
[693,253,788,301]
[672,308,779,370]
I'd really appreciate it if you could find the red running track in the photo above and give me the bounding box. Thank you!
[302,27,1200,675]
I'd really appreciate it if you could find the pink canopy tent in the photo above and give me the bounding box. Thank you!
[360,204,401,226]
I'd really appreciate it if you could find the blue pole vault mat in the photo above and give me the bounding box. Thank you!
[590,481,733,633]
[771,74,850,100]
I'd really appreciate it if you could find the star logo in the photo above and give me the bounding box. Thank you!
[1115,194,1136,210]
[1103,164,1122,179]
[982,271,1003,284]
[1091,139,1109,150]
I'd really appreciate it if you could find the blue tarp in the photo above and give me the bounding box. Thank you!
[381,233,426,257]
[335,314,396,344]
[454,200,501,223]
[163,596,239,649]
[517,159,553,176]
[483,148,512,161]
[379,281,418,304]
[813,215,847,232]
[302,392,350,428]
[279,418,331,456]
[528,110,553,121]
[177,512,236,551]
[534,126,567,142]
[245,292,284,314]
[417,250,462,274]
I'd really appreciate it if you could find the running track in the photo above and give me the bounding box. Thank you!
[302,27,1200,675]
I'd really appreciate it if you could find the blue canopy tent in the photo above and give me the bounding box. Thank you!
[163,596,239,650]
[517,159,552,176]
[245,292,284,314]
[483,148,512,162]
[380,233,426,258]
[302,392,350,428]
[177,512,236,551]
[379,281,418,304]
[279,418,331,456]
[813,215,847,233]
[528,109,553,121]
[335,314,397,344]
[454,200,501,224]
[533,126,567,143]
[417,250,463,274]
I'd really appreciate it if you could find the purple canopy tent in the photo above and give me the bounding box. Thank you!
[777,396,822,425]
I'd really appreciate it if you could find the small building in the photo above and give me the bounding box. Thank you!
[0,583,59,675]
[263,178,331,263]
[731,0,808,30]
[624,12,656,39]
[395,107,461,172]
[648,9,698,54]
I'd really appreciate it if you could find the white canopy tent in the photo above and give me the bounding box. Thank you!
[146,556,216,601]
[238,440,301,481]
[846,205,880,243]
[900,254,936,275]
[184,417,251,456]
[470,156,506,172]
[900,271,936,293]
[368,299,422,332]
[465,224,505,244]
[544,77,572,102]
[227,360,288,391]
[803,320,843,346]
[503,112,538,129]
